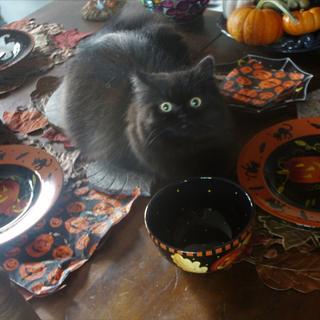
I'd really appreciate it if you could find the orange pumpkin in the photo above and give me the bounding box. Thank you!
[283,7,320,36]
[19,262,47,281]
[275,71,286,79]
[239,88,258,98]
[91,221,109,235]
[227,6,283,45]
[75,234,90,250]
[259,91,275,100]
[47,267,63,285]
[283,80,297,89]
[289,72,304,81]
[240,66,253,74]
[52,245,73,260]
[236,76,252,86]
[88,190,121,207]
[283,156,320,183]
[92,202,114,215]
[3,258,19,271]
[274,86,285,94]
[50,217,63,228]
[26,233,54,258]
[67,201,86,214]
[65,216,89,234]
[31,283,44,294]
[259,78,282,89]
[252,70,272,80]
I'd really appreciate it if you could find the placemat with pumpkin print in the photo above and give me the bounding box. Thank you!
[0,75,141,298]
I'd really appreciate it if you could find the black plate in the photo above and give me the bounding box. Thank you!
[217,14,320,54]
[0,29,34,71]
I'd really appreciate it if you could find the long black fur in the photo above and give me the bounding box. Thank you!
[61,6,235,182]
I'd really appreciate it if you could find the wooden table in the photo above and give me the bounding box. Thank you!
[1,2,320,319]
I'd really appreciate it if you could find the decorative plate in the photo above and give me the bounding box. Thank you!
[0,145,63,244]
[217,54,313,114]
[217,14,320,54]
[237,117,320,228]
[0,29,34,71]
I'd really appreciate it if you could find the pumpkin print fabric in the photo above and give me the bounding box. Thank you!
[0,182,140,297]
[221,57,305,108]
[0,104,140,298]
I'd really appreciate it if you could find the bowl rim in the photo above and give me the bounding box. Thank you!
[0,144,64,244]
[144,176,256,256]
[0,29,35,72]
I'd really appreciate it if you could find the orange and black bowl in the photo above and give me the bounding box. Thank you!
[144,177,255,273]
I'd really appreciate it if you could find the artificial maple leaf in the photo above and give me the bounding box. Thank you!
[258,215,320,250]
[256,250,320,293]
[42,128,73,148]
[52,30,91,49]
[3,19,30,30]
[3,111,48,134]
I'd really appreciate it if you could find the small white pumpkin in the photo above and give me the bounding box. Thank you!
[223,0,256,18]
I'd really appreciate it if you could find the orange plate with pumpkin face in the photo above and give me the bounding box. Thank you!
[237,118,320,228]
[0,145,63,244]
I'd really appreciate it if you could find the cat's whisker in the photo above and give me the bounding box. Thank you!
[145,127,164,147]
[145,127,159,146]
[146,128,168,148]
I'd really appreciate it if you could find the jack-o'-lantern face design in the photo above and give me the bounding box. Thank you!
[283,156,320,184]
[26,233,54,258]
[0,179,20,214]
[52,245,73,260]
[19,262,47,282]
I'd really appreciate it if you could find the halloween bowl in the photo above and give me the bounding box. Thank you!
[0,29,34,72]
[141,0,209,22]
[0,145,63,244]
[144,177,255,273]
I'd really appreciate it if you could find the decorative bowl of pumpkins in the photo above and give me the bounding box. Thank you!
[219,0,320,53]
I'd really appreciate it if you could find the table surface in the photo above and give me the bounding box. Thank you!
[2,1,320,320]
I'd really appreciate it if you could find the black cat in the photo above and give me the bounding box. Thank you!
[60,6,235,182]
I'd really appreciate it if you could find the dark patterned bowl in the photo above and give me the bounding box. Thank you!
[140,0,209,22]
[0,29,34,71]
[144,177,255,273]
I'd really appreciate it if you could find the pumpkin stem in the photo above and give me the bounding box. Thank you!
[256,0,298,23]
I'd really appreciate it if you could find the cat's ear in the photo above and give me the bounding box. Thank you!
[195,55,215,78]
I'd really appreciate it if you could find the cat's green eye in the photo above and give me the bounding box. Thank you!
[159,102,173,113]
[189,97,202,108]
